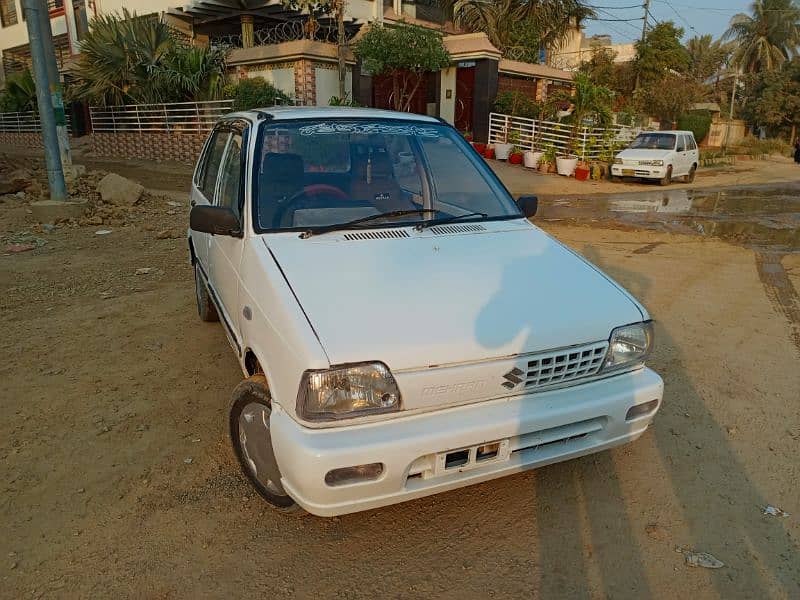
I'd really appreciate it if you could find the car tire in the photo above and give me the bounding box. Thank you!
[229,375,305,515]
[685,165,697,183]
[194,263,219,322]
[659,166,672,186]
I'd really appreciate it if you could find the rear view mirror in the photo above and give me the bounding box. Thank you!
[517,195,538,218]
[190,205,242,237]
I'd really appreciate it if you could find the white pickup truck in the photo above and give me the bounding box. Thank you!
[188,107,663,517]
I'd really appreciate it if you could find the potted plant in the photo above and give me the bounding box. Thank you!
[463,131,473,143]
[556,142,579,176]
[509,146,525,165]
[524,148,544,169]
[539,145,557,173]
[494,128,515,160]
[484,146,495,159]
[575,160,590,181]
[473,141,487,154]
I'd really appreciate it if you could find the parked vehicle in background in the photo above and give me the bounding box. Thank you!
[612,131,699,185]
[188,107,663,517]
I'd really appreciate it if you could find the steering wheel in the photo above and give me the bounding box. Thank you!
[274,184,349,227]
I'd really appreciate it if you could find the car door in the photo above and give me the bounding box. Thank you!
[674,134,689,176]
[208,121,249,351]
[687,134,699,169]
[191,128,230,272]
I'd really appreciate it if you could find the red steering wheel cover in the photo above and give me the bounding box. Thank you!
[302,184,348,200]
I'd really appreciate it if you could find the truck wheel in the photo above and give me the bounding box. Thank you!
[685,165,697,183]
[229,375,305,515]
[659,166,672,186]
[194,263,218,322]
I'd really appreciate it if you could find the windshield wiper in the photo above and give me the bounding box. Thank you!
[415,211,489,231]
[300,209,440,238]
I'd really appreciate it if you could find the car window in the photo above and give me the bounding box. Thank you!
[217,131,244,220]
[676,135,687,152]
[253,120,519,231]
[201,130,230,200]
[418,135,506,215]
[687,135,697,150]
[629,133,676,151]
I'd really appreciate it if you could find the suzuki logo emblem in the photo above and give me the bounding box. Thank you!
[501,367,524,389]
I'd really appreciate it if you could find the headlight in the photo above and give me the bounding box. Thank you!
[297,362,401,421]
[602,322,654,372]
[639,160,664,166]
[613,158,623,164]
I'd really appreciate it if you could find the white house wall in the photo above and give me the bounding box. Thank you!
[314,66,352,106]
[247,66,296,98]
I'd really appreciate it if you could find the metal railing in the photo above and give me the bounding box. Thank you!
[0,110,72,133]
[88,100,234,133]
[489,112,644,161]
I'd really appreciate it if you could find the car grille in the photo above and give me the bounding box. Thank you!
[517,341,609,390]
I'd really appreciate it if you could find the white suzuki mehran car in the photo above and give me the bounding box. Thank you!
[611,130,699,185]
[188,107,663,517]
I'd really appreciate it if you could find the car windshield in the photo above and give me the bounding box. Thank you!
[253,119,520,232]
[628,133,676,151]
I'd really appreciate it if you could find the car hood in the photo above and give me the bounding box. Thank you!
[616,148,673,161]
[265,223,644,371]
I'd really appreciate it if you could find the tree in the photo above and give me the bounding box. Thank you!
[635,21,690,86]
[0,69,37,112]
[724,0,800,73]
[741,58,800,137]
[353,23,450,112]
[686,34,731,83]
[438,0,594,60]
[639,73,704,125]
[72,9,228,105]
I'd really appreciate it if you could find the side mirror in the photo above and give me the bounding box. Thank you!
[517,195,538,218]
[190,205,242,237]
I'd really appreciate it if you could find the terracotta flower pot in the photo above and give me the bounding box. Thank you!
[509,152,524,165]
[473,142,487,155]
[484,147,495,159]
[538,161,550,173]
[575,165,590,181]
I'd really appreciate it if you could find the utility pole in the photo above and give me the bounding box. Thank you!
[634,0,651,91]
[725,68,739,150]
[336,0,347,99]
[36,1,72,169]
[24,0,67,202]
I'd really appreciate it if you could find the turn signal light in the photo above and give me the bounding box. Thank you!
[324,463,384,487]
[625,399,660,421]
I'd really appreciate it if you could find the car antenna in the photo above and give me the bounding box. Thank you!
[254,110,274,120]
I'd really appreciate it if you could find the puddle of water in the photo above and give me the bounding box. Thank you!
[537,184,800,252]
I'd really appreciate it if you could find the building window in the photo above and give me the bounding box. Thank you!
[0,0,19,27]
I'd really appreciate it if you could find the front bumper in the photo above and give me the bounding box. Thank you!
[611,164,668,179]
[270,368,663,517]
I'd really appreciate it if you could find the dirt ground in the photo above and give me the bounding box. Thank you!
[1,156,799,599]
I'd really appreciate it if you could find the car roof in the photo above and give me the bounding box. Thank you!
[641,130,695,136]
[226,106,442,123]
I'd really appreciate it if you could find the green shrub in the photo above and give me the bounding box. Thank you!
[734,136,792,157]
[493,91,545,120]
[328,94,362,107]
[677,110,712,144]
[225,77,291,112]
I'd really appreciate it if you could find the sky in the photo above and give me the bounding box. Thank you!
[583,0,754,44]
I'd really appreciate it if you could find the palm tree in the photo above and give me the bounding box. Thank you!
[439,0,594,60]
[0,69,37,112]
[72,9,228,105]
[723,0,800,73]
[686,34,732,83]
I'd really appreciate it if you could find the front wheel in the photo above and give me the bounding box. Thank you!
[229,375,305,515]
[659,165,673,186]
